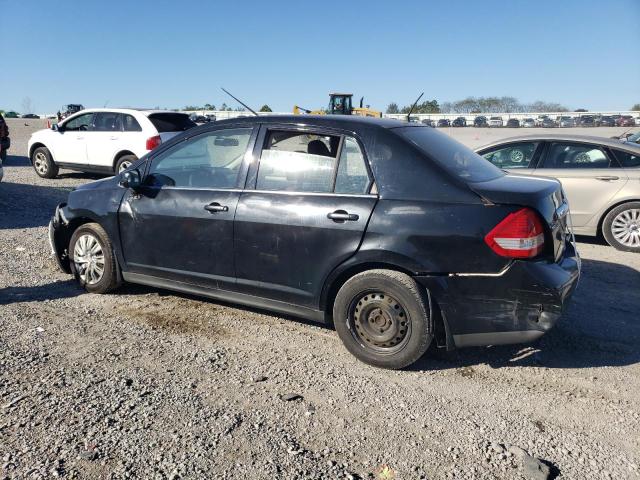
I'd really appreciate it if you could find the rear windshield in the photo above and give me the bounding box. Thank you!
[147,113,197,133]
[394,126,504,183]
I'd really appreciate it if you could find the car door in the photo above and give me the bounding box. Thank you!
[55,112,94,164]
[533,141,628,227]
[86,112,123,170]
[233,126,377,308]
[118,126,257,290]
[478,141,542,175]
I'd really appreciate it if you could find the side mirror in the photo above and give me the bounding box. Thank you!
[119,169,142,189]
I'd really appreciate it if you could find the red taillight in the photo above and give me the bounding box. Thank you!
[146,135,161,151]
[484,208,545,258]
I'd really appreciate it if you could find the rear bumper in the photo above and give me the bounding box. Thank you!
[416,242,580,348]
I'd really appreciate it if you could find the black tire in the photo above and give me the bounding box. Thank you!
[31,146,59,178]
[333,269,432,369]
[602,202,640,253]
[114,154,137,174]
[69,223,121,294]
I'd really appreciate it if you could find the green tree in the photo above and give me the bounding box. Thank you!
[259,104,272,112]
[204,103,216,110]
[386,103,399,114]
[631,104,640,111]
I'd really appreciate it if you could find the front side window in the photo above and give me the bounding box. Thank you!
[481,142,539,169]
[92,112,122,132]
[256,130,340,193]
[64,113,94,131]
[147,128,252,188]
[541,143,610,169]
[335,137,371,194]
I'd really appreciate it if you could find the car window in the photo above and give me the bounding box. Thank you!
[122,114,142,132]
[613,149,640,168]
[146,128,252,188]
[541,143,611,169]
[63,113,94,131]
[147,113,196,132]
[335,137,371,194]
[481,142,539,169]
[92,112,122,132]
[256,130,340,193]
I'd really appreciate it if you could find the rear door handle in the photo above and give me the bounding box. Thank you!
[204,202,229,213]
[595,176,619,181]
[327,210,359,222]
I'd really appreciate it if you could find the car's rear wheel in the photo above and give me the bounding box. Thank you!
[115,154,137,174]
[602,202,640,252]
[32,146,59,178]
[69,223,121,293]
[333,269,432,369]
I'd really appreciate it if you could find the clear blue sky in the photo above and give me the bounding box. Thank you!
[2,0,639,114]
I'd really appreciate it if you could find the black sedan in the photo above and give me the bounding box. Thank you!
[437,119,451,127]
[474,116,488,127]
[506,118,520,128]
[452,117,467,127]
[49,115,580,369]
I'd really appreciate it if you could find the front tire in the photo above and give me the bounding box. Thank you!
[333,269,432,369]
[69,223,121,293]
[32,146,59,178]
[602,202,640,252]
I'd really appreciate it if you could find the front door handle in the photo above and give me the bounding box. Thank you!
[595,176,620,181]
[328,210,359,222]
[204,202,229,213]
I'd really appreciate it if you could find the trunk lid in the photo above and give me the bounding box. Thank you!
[469,173,570,261]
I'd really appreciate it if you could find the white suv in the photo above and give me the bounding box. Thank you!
[28,108,196,178]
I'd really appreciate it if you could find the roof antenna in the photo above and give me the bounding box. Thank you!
[407,92,424,122]
[221,87,258,116]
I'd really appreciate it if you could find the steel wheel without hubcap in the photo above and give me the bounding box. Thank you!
[73,234,105,285]
[34,152,48,175]
[611,209,640,248]
[350,292,411,354]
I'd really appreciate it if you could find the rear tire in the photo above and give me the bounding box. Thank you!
[602,202,640,253]
[333,269,432,369]
[115,154,137,174]
[69,223,121,294]
[32,146,58,178]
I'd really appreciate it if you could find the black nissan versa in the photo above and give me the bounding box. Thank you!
[49,115,580,369]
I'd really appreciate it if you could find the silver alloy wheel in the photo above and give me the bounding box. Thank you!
[611,208,640,248]
[34,152,48,175]
[118,160,132,173]
[73,234,105,285]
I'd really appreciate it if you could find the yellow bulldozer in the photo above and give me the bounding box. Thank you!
[293,93,381,118]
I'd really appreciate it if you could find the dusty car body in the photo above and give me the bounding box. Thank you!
[49,115,580,368]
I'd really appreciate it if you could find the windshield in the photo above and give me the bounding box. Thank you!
[395,126,504,183]
[625,132,640,143]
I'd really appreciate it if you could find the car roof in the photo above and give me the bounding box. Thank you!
[210,114,410,131]
[476,134,640,152]
[71,108,188,116]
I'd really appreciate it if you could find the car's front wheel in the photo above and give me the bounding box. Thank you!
[69,223,121,293]
[333,269,432,369]
[32,146,59,178]
[602,202,640,253]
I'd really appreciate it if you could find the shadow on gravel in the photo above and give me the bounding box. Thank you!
[0,280,83,305]
[3,154,31,167]
[411,257,640,372]
[0,181,73,229]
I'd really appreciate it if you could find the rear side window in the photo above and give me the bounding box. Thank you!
[481,142,539,169]
[123,114,142,132]
[257,130,340,193]
[92,112,122,132]
[335,137,371,194]
[541,143,610,169]
[613,149,640,168]
[147,113,197,133]
[395,126,504,182]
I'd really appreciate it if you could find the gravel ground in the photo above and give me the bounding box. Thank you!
[1,119,639,479]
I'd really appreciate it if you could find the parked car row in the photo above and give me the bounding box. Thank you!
[422,114,640,128]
